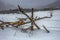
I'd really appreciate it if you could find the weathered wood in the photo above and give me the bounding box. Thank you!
[0,21,4,30]
[0,6,53,31]
[34,22,40,29]
[18,5,52,31]
[30,8,34,30]
[0,24,4,30]
[18,6,40,30]
[0,5,52,33]
[43,25,50,33]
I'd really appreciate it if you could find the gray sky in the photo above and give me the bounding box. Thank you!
[0,0,57,9]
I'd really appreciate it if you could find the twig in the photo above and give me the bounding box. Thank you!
[42,25,50,33]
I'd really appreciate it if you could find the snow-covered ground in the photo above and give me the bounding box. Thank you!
[0,10,60,40]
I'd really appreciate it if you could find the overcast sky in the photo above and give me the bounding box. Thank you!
[0,0,57,9]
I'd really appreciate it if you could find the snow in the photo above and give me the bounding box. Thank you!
[0,10,60,40]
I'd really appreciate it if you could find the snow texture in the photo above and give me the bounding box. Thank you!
[0,10,60,40]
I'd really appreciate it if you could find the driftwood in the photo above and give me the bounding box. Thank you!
[0,19,26,29]
[0,5,53,33]
[0,23,4,30]
[18,5,53,32]
[18,5,40,30]
[30,8,34,30]
[43,25,50,33]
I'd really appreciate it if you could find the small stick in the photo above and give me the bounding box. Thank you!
[30,8,34,30]
[43,25,50,33]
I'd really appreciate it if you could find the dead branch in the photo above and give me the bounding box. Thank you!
[42,25,50,33]
[0,23,4,30]
[18,5,53,31]
[30,8,34,30]
[18,5,40,30]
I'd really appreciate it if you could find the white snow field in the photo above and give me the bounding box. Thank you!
[0,10,60,40]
